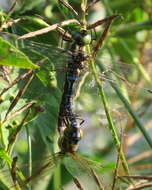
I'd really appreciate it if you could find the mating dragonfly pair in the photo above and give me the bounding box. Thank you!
[0,2,151,189]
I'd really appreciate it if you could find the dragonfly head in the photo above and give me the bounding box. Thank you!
[71,29,91,46]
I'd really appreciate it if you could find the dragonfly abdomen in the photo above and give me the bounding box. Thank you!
[58,29,91,152]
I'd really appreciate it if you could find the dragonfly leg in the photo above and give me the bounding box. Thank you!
[80,119,85,126]
[90,28,97,43]
[60,29,72,48]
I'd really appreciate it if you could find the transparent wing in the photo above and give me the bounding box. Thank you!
[63,153,108,190]
[0,153,63,190]
[83,56,152,93]
[0,32,70,69]
[0,152,106,190]
[75,53,152,141]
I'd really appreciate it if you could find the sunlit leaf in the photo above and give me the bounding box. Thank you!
[0,37,39,69]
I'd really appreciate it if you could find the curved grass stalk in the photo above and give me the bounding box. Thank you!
[0,122,5,149]
[26,125,32,190]
[87,45,130,175]
[80,0,88,28]
[53,166,61,190]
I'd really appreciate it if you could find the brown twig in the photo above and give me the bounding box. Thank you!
[92,15,119,57]
[4,73,34,121]
[0,18,22,31]
[11,156,19,190]
[121,175,152,180]
[91,168,104,190]
[86,0,100,11]
[0,70,32,97]
[73,177,84,190]
[87,15,119,30]
[127,182,152,190]
[18,19,80,40]
[3,100,36,124]
[6,0,17,15]
[7,109,31,153]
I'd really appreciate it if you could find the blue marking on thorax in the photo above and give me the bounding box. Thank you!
[65,94,73,97]
[65,103,72,109]
[71,121,77,128]
[67,76,78,81]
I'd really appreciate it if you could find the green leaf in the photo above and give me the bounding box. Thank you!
[0,37,39,69]
[115,20,152,37]
[0,149,11,166]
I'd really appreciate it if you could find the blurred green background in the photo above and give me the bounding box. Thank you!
[0,0,152,189]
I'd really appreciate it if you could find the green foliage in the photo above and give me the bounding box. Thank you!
[0,37,39,69]
[0,0,152,189]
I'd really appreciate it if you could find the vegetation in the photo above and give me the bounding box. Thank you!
[0,0,152,189]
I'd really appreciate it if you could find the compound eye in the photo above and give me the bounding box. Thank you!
[82,34,91,45]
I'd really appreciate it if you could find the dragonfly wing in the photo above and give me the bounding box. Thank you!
[63,153,105,190]
[77,53,151,128]
[0,153,63,190]
[0,32,70,70]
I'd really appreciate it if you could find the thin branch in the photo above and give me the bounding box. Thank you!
[18,19,80,40]
[4,73,34,121]
[73,177,84,190]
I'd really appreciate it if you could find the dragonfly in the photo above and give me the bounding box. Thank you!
[0,1,151,189]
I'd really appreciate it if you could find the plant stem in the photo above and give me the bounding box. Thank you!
[53,166,61,190]
[26,125,32,190]
[80,0,87,28]
[0,122,5,149]
[87,45,130,174]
